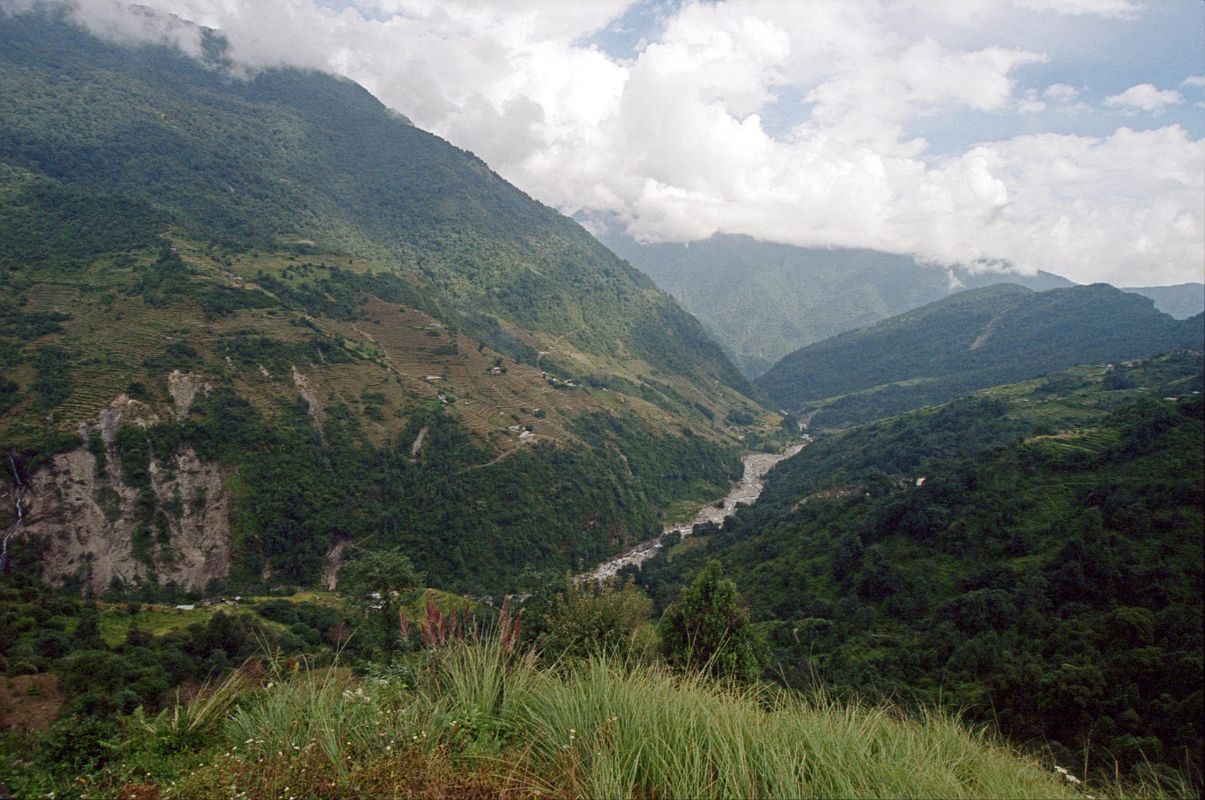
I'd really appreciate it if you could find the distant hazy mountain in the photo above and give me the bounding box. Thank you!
[1121,283,1205,319]
[755,283,1204,426]
[599,232,1073,377]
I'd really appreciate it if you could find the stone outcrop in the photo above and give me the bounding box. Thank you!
[7,394,231,594]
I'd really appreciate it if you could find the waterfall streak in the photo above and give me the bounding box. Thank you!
[1,453,25,572]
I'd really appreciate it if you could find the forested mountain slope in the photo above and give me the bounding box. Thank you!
[756,283,1203,426]
[0,12,752,396]
[599,232,1075,377]
[0,10,764,596]
[637,351,1205,781]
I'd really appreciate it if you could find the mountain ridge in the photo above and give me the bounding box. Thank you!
[1121,283,1205,320]
[599,230,1202,377]
[755,282,1203,426]
[598,231,1078,376]
[0,10,753,399]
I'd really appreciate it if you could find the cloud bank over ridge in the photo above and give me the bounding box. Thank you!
[6,0,1203,286]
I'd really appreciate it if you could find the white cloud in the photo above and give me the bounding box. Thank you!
[1182,75,1205,89]
[1018,89,1046,113]
[1043,82,1080,102]
[1011,0,1140,18]
[6,0,1203,286]
[6,0,206,54]
[1105,83,1186,114]
[353,0,630,42]
[930,127,1204,286]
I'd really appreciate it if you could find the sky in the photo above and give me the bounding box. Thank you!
[8,0,1205,286]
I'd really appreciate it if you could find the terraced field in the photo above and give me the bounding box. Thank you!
[1025,427,1121,455]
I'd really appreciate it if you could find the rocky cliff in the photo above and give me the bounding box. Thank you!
[8,392,231,594]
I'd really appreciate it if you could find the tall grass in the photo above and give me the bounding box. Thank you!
[417,636,540,753]
[131,667,251,752]
[223,665,421,771]
[504,655,1083,799]
[169,638,1177,799]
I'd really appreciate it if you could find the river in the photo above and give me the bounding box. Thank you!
[585,441,807,581]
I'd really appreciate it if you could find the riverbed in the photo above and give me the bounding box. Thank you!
[586,441,806,581]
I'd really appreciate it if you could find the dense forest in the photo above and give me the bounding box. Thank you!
[5,388,739,595]
[637,352,1204,781]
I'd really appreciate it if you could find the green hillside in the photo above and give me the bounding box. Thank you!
[0,10,765,597]
[637,352,1204,782]
[600,232,1075,377]
[0,12,752,395]
[756,283,1203,425]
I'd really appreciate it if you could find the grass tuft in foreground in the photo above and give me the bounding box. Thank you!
[153,637,1140,800]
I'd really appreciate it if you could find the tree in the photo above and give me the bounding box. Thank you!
[71,602,103,650]
[659,560,763,681]
[534,576,656,661]
[337,548,422,663]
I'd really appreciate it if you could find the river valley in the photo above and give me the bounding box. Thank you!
[586,441,807,581]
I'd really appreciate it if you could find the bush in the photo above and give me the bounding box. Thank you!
[37,714,120,776]
[531,577,657,662]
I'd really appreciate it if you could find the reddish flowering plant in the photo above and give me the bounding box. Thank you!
[420,601,474,648]
[410,598,523,652]
[497,596,523,653]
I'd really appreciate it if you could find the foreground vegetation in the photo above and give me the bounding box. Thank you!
[2,561,1196,799]
[2,632,1143,799]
